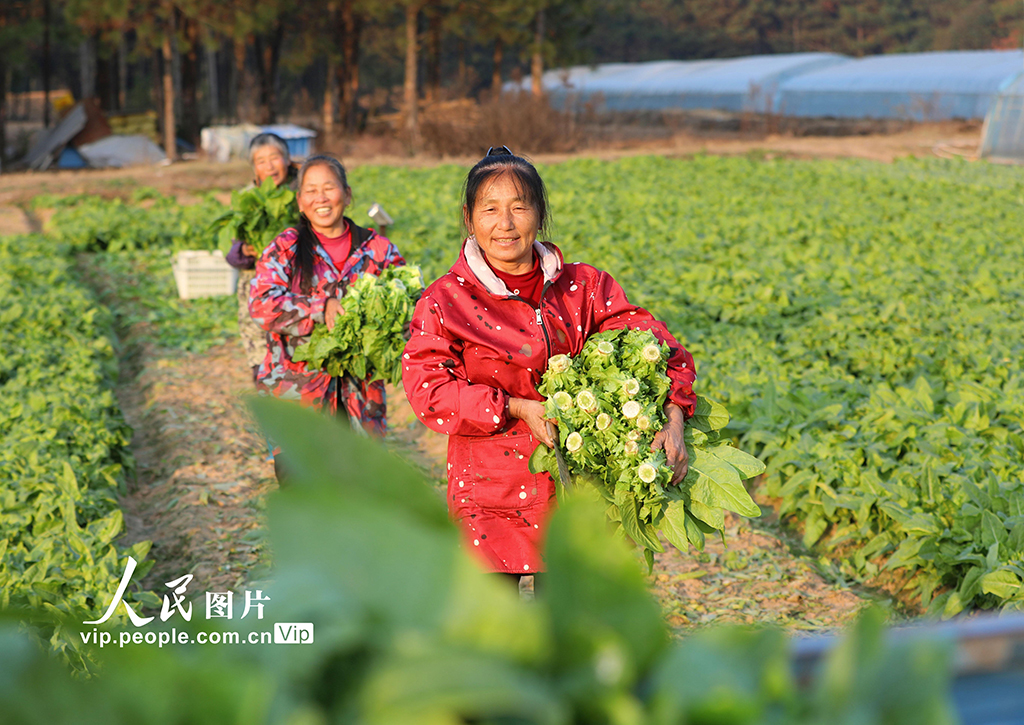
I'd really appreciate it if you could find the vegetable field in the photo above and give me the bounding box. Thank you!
[6,152,1024,671]
[353,155,1024,616]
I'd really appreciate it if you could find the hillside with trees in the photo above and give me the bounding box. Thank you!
[3,0,1022,161]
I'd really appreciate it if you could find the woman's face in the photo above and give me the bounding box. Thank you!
[466,172,539,274]
[252,145,289,186]
[298,164,352,235]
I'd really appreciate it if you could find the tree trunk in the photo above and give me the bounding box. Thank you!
[206,43,219,121]
[179,12,200,145]
[43,0,51,126]
[531,5,545,97]
[232,37,246,122]
[118,37,128,110]
[254,22,284,124]
[0,34,7,166]
[153,50,163,135]
[96,41,115,111]
[323,1,339,140]
[457,37,466,92]
[426,10,442,103]
[341,2,361,133]
[162,14,176,160]
[80,37,96,99]
[492,36,503,94]
[404,2,420,148]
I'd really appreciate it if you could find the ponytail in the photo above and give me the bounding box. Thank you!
[295,214,317,294]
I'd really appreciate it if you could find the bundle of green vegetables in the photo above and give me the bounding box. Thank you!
[529,327,765,567]
[293,265,424,385]
[210,177,299,254]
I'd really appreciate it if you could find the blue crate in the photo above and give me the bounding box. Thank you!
[259,124,316,159]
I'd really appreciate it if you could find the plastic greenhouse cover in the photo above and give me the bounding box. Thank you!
[777,50,1024,120]
[519,53,849,113]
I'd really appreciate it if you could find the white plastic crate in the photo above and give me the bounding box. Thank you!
[171,250,239,300]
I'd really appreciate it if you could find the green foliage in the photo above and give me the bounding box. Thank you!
[531,328,764,562]
[0,399,956,723]
[34,152,1024,616]
[78,249,237,353]
[293,265,425,385]
[209,177,299,254]
[0,235,153,672]
[44,189,226,253]
[355,155,1024,614]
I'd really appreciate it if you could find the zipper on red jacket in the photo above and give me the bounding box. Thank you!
[508,293,553,359]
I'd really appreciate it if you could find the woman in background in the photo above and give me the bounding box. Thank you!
[225,132,298,384]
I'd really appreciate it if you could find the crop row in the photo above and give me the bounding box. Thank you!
[40,154,1024,614]
[355,155,1024,614]
[0,235,153,669]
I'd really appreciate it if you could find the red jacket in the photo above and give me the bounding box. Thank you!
[249,221,405,433]
[402,238,696,573]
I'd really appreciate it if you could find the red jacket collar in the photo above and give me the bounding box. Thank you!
[455,237,563,298]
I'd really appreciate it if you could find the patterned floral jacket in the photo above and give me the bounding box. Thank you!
[249,220,405,435]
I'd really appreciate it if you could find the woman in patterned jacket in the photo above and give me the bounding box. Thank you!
[250,155,405,472]
[402,147,695,588]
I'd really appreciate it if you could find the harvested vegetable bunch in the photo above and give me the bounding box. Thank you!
[293,265,424,385]
[210,177,299,254]
[529,327,765,567]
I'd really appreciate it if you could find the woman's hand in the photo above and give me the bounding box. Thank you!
[242,243,257,257]
[652,403,689,485]
[509,397,556,447]
[325,297,345,331]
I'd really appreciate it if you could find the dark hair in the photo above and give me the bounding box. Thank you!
[295,155,350,293]
[463,146,549,237]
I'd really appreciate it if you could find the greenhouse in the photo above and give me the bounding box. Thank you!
[525,53,848,114]
[776,50,1024,121]
[980,71,1024,160]
[519,50,1024,122]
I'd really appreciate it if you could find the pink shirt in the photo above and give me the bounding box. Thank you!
[314,225,353,271]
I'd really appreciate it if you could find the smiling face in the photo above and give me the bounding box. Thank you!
[466,172,540,275]
[251,145,289,187]
[298,163,352,236]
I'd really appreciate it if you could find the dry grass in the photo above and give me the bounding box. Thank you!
[419,92,586,157]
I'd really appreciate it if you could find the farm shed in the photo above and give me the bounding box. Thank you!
[523,53,849,114]
[979,71,1024,160]
[776,50,1024,121]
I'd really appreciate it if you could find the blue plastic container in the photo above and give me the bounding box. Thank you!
[259,124,317,159]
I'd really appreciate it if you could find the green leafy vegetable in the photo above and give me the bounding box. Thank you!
[0,399,957,725]
[530,327,765,561]
[209,177,298,254]
[0,235,155,673]
[293,265,425,385]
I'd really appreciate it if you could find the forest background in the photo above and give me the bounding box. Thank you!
[2,0,1023,162]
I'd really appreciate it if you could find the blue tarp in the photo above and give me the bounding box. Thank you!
[56,146,88,169]
[777,50,1024,120]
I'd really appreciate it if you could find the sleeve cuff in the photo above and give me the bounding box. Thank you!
[311,296,328,324]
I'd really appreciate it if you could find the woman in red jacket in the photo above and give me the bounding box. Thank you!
[402,147,696,587]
